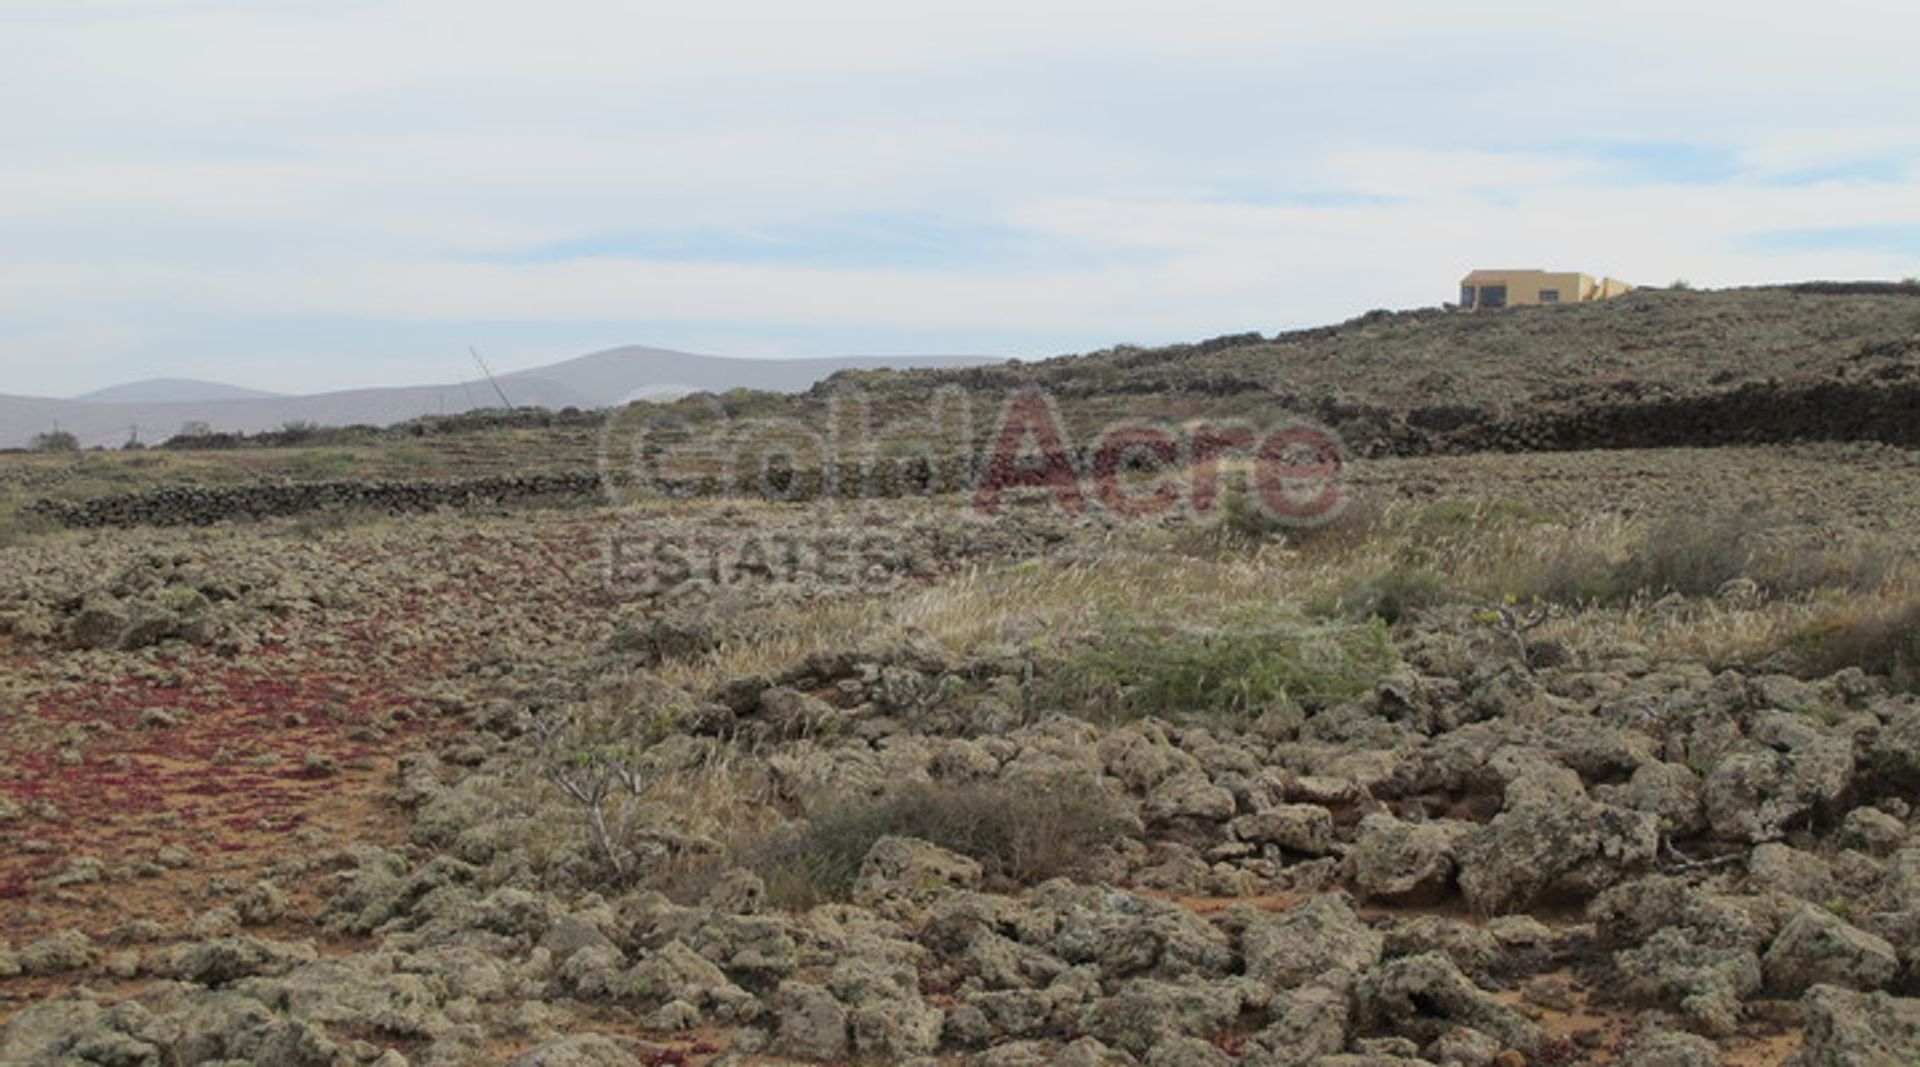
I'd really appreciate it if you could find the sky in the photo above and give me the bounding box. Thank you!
[2,0,1918,397]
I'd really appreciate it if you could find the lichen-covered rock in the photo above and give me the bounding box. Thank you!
[1345,814,1467,903]
[1762,905,1900,996]
[1242,983,1350,1067]
[1791,984,1920,1066]
[1078,979,1243,1055]
[1145,1035,1236,1067]
[18,929,96,976]
[1242,894,1384,992]
[616,940,755,1023]
[1145,774,1238,825]
[1615,926,1761,1036]
[1456,794,1658,913]
[1615,1028,1721,1066]
[852,835,984,916]
[1028,885,1233,981]
[507,1034,643,1067]
[1351,952,1542,1053]
[769,979,849,1061]
[1231,804,1335,855]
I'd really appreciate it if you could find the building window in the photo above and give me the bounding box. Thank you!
[1460,284,1476,307]
[1539,289,1560,303]
[1479,285,1507,309]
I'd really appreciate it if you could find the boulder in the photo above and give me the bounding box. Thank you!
[1241,894,1383,992]
[1615,926,1761,1036]
[1457,793,1658,913]
[853,836,984,915]
[769,979,849,1061]
[1231,805,1336,855]
[1763,905,1900,996]
[1145,774,1238,825]
[1242,983,1351,1066]
[1615,1029,1721,1067]
[1078,979,1243,1055]
[1351,952,1542,1053]
[1791,984,1920,1066]
[1345,814,1466,903]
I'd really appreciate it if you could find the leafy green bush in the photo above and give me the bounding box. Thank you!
[1042,617,1395,721]
[738,777,1130,909]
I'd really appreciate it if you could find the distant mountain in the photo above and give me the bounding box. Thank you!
[0,347,1001,449]
[499,346,994,402]
[74,378,283,404]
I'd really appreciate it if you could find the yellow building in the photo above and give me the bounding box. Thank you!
[1458,269,1633,309]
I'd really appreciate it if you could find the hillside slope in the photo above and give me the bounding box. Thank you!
[825,285,1920,455]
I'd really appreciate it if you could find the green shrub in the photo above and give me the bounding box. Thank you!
[1505,538,1620,606]
[1782,598,1920,691]
[1754,539,1904,597]
[1043,617,1395,721]
[1403,498,1556,539]
[1332,566,1452,624]
[279,507,383,540]
[1218,488,1381,554]
[737,777,1130,909]
[29,430,80,453]
[0,507,61,547]
[1496,512,1764,607]
[1613,512,1762,599]
[281,450,361,480]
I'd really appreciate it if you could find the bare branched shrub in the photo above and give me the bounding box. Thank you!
[528,707,664,884]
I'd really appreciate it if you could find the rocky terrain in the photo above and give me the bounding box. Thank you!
[3,293,1920,1066]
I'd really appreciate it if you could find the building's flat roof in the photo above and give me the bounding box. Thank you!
[1461,268,1584,282]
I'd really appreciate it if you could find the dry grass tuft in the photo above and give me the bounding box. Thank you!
[715,776,1130,910]
[1779,593,1920,691]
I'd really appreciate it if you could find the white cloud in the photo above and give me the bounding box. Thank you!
[0,1,1917,393]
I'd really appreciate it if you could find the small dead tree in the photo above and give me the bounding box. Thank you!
[1482,595,1555,672]
[530,708,652,881]
[546,745,648,880]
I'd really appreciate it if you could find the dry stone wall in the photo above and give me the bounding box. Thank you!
[29,473,602,529]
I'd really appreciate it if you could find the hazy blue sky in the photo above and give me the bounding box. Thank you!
[3,1,1917,396]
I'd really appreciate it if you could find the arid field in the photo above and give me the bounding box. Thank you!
[4,292,1920,1066]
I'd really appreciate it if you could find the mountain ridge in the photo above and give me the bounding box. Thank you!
[3,346,1001,449]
